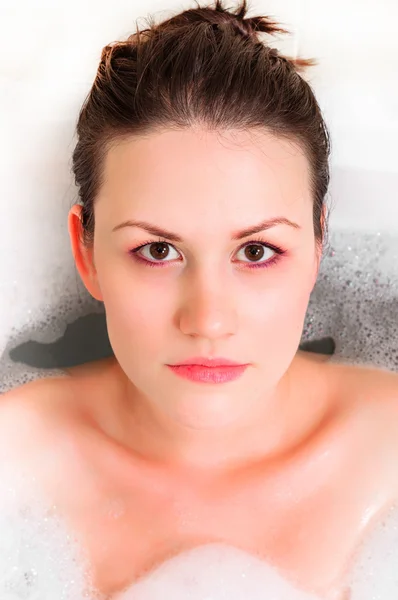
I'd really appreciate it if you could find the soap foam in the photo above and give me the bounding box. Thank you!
[0,465,101,600]
[346,503,398,600]
[303,230,398,371]
[113,543,322,600]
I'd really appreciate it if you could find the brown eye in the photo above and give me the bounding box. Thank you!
[149,242,170,260]
[237,243,275,263]
[138,242,180,262]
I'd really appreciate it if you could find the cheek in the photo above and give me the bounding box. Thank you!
[245,260,314,342]
[99,267,172,349]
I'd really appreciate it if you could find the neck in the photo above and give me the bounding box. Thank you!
[113,357,328,472]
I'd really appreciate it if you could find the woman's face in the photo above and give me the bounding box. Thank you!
[71,128,321,429]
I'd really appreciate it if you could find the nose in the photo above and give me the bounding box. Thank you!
[177,273,238,340]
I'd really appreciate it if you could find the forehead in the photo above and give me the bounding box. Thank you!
[98,128,312,225]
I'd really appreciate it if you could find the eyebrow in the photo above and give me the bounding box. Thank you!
[112,217,301,242]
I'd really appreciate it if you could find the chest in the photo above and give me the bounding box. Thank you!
[57,451,386,599]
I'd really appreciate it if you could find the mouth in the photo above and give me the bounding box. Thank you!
[166,363,249,384]
[169,357,248,368]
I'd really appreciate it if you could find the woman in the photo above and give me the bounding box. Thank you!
[2,1,398,599]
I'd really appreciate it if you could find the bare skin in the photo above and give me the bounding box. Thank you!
[3,128,398,599]
[2,351,398,599]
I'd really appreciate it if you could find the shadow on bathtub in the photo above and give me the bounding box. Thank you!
[8,311,335,370]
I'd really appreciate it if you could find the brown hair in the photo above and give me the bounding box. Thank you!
[72,0,330,247]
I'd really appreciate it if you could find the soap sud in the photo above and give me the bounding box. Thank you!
[303,230,398,372]
[346,503,398,600]
[112,511,398,600]
[0,298,103,394]
[1,479,398,600]
[0,466,101,600]
[113,543,322,600]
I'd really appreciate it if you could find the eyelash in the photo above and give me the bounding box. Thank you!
[128,237,286,270]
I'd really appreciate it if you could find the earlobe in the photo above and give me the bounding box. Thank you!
[67,205,103,302]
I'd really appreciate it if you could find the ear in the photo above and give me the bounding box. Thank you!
[68,204,103,302]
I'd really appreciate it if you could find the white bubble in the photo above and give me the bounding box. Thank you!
[0,466,101,600]
[114,543,322,600]
[346,504,398,600]
[302,230,398,371]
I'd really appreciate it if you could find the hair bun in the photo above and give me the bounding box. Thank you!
[152,0,288,43]
[213,0,288,42]
[190,0,313,72]
[101,0,315,76]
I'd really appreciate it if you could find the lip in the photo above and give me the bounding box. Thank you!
[167,364,248,384]
[169,356,247,367]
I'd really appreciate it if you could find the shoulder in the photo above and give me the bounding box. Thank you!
[0,373,122,515]
[0,377,89,483]
[0,357,115,434]
[328,360,398,501]
[298,353,398,485]
[0,358,121,469]
[298,350,398,410]
[0,377,65,438]
[329,360,398,411]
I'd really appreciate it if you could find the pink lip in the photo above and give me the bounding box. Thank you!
[169,356,246,367]
[166,363,248,384]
